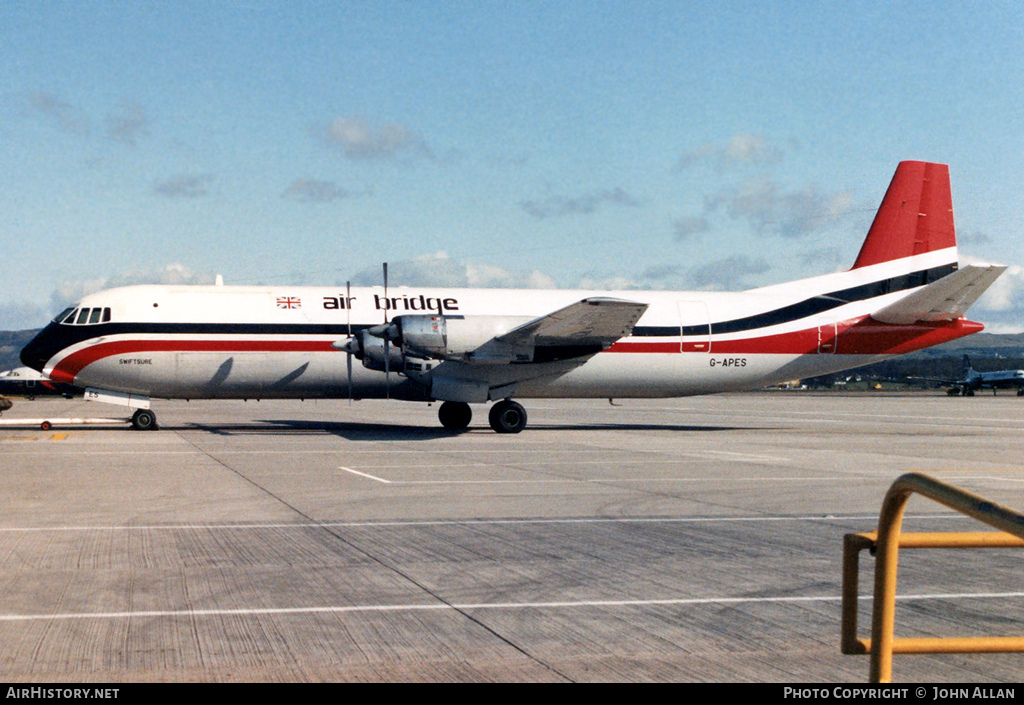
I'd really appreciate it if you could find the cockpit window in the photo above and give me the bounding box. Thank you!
[59,306,112,325]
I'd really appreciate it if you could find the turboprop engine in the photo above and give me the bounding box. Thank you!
[342,329,405,372]
[341,314,534,373]
[386,314,532,361]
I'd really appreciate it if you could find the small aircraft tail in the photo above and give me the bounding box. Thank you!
[963,354,973,376]
[852,161,957,269]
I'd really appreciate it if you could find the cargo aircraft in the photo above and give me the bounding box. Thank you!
[20,162,1005,432]
[924,355,1024,396]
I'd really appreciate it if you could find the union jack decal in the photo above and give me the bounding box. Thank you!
[276,296,302,309]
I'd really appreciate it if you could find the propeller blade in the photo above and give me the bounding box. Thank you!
[346,281,352,336]
[384,337,390,400]
[346,280,352,404]
[347,349,353,403]
[382,262,389,323]
[383,263,390,398]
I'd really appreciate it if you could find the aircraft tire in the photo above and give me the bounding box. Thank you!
[488,399,527,434]
[132,409,158,431]
[438,401,472,431]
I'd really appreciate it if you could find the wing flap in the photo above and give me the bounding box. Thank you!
[871,264,1006,325]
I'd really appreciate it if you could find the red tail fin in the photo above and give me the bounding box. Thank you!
[852,161,956,269]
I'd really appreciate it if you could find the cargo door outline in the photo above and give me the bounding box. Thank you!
[679,301,711,354]
[819,321,837,354]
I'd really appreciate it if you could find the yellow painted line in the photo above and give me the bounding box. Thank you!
[50,433,69,441]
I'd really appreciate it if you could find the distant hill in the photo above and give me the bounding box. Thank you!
[0,330,39,372]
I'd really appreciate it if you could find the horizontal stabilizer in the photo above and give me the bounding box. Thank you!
[871,264,1006,325]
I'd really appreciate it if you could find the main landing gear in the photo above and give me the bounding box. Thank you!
[436,399,528,434]
[131,408,158,431]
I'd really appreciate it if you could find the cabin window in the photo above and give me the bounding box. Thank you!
[75,308,91,324]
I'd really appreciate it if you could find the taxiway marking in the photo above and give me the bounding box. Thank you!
[338,466,391,483]
[3,590,1023,623]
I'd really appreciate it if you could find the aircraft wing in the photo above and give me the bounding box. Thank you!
[470,297,649,364]
[871,263,1006,325]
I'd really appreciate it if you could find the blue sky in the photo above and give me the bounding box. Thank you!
[3,1,1024,331]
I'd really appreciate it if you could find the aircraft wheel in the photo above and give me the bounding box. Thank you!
[1017,389,1024,397]
[947,388,958,396]
[131,409,158,431]
[40,421,52,431]
[488,399,527,434]
[966,389,975,397]
[438,401,472,431]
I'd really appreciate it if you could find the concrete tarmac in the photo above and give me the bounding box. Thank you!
[1,392,1023,683]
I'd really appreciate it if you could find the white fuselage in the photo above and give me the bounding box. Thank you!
[27,248,980,403]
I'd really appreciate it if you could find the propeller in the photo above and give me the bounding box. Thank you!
[330,280,357,403]
[382,263,390,400]
[334,264,400,400]
[346,280,352,403]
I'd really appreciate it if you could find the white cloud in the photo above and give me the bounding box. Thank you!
[687,254,772,290]
[316,117,429,160]
[705,176,854,239]
[282,179,351,203]
[520,187,639,219]
[970,262,1024,313]
[49,264,213,310]
[153,174,215,198]
[351,252,557,289]
[28,91,91,135]
[0,301,52,331]
[106,103,150,146]
[953,256,1024,333]
[676,133,783,171]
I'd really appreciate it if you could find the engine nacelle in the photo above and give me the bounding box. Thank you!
[356,330,405,372]
[393,314,532,360]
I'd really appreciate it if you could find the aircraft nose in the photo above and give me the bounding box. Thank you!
[19,325,59,372]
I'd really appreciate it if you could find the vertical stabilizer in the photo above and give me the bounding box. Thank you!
[852,161,956,269]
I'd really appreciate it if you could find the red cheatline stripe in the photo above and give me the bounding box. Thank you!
[608,318,981,356]
[48,317,981,384]
[49,339,336,383]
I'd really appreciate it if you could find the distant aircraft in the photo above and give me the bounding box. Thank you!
[934,355,1024,396]
[0,366,80,399]
[20,161,1006,432]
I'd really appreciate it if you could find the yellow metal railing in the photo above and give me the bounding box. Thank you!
[841,472,1024,683]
